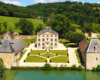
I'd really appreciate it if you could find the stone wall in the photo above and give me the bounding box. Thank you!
[0,53,15,69]
[15,35,36,39]
[4,34,12,40]
[86,53,100,70]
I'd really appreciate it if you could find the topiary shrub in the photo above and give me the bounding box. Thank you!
[56,54,58,56]
[71,65,76,70]
[42,64,52,70]
[77,66,83,71]
[92,67,96,71]
[48,56,49,58]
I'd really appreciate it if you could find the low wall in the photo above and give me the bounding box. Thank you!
[15,35,36,39]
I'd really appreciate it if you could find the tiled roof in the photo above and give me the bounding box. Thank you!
[0,40,15,53]
[87,39,100,53]
[79,39,89,53]
[37,26,58,35]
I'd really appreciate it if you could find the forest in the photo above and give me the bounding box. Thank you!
[0,1,100,36]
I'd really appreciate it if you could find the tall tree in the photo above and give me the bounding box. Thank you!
[51,14,71,37]
[18,18,34,35]
[3,22,7,32]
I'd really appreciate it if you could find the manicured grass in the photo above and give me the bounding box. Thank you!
[51,56,69,63]
[25,56,46,62]
[76,28,81,33]
[50,50,68,55]
[0,16,45,34]
[29,50,46,55]
[58,39,68,43]
[23,39,36,47]
[41,53,56,58]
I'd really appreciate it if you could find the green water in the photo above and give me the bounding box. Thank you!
[5,70,100,80]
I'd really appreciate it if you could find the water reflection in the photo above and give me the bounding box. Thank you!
[5,70,100,80]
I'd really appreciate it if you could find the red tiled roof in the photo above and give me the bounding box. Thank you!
[79,39,89,53]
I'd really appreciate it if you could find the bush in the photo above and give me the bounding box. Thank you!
[48,56,49,58]
[96,65,100,71]
[92,67,96,71]
[59,65,65,70]
[71,65,76,70]
[42,64,52,70]
[42,47,44,49]
[56,54,58,56]
[51,47,53,49]
[77,66,83,71]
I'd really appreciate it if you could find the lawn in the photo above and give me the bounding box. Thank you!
[66,43,78,47]
[25,56,46,62]
[29,50,46,55]
[50,50,68,55]
[41,53,56,58]
[50,56,69,63]
[23,39,36,47]
[0,16,46,34]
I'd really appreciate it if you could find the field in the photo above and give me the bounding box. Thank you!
[0,16,45,34]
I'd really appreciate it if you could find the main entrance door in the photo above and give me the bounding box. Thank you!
[46,43,49,48]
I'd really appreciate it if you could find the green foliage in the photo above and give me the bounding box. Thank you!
[68,32,85,43]
[3,22,7,32]
[92,67,96,71]
[59,65,65,70]
[0,58,5,79]
[51,14,71,37]
[18,18,34,35]
[96,65,100,71]
[77,66,83,71]
[42,64,52,70]
[71,65,77,70]
[35,23,44,33]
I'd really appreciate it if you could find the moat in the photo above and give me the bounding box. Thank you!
[5,70,100,80]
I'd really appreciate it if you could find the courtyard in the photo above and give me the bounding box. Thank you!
[25,50,69,63]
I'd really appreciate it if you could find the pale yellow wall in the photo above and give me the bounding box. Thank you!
[13,32,19,36]
[37,32,58,48]
[4,34,12,40]
[86,53,100,70]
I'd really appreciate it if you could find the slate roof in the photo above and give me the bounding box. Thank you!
[37,26,58,35]
[0,40,15,53]
[87,39,100,53]
[0,39,26,54]
[79,39,89,53]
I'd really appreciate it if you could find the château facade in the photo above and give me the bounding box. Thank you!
[37,26,58,49]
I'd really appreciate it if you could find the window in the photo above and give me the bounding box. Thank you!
[55,43,57,46]
[42,43,44,46]
[55,35,57,37]
[51,35,53,37]
[55,39,57,42]
[38,43,40,46]
[51,39,53,42]
[47,35,49,37]
[38,35,40,37]
[96,58,98,61]
[43,35,44,37]
[47,38,49,41]
[51,43,53,46]
[38,39,40,42]
[42,39,45,42]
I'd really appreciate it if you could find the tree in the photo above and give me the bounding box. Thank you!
[0,58,5,80]
[15,22,19,29]
[3,22,7,32]
[35,23,44,33]
[82,22,93,33]
[51,14,71,37]
[68,32,85,44]
[18,18,34,35]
